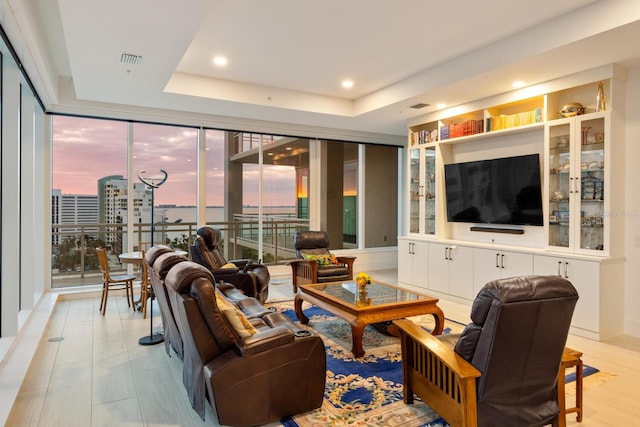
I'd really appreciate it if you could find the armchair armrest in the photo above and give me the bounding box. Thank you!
[237,326,295,356]
[336,256,356,276]
[228,258,251,269]
[393,319,481,427]
[336,255,356,263]
[288,258,318,291]
[210,267,241,275]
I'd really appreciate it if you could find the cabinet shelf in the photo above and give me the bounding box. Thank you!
[440,122,544,145]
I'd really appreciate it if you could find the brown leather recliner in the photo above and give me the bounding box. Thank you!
[145,246,188,358]
[395,275,579,427]
[166,261,326,425]
[289,230,356,292]
[190,226,270,303]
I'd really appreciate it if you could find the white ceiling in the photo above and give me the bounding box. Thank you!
[9,0,640,137]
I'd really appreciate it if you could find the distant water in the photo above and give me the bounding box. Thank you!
[160,206,297,224]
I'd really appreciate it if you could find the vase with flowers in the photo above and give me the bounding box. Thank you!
[355,272,372,306]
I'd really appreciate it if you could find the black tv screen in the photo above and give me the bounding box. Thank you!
[444,154,543,226]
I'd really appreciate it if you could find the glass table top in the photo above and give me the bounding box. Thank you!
[302,280,430,307]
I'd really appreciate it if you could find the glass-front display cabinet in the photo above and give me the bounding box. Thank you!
[546,112,607,254]
[408,145,436,235]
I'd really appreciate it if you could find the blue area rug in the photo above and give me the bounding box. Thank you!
[273,304,598,427]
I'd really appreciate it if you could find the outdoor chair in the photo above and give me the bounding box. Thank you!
[394,275,579,427]
[96,247,136,315]
[289,230,356,292]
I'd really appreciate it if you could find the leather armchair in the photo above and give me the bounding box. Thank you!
[190,226,270,303]
[289,230,356,292]
[394,275,579,427]
[166,261,326,425]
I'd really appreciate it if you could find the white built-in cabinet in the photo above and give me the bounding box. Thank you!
[397,239,428,289]
[546,112,610,255]
[399,67,626,341]
[408,145,437,235]
[473,249,533,296]
[427,243,474,299]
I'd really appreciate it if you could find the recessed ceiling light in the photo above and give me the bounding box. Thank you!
[342,80,354,89]
[213,56,228,66]
[436,103,447,109]
[512,81,525,88]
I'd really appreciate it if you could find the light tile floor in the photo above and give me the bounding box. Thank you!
[6,270,640,426]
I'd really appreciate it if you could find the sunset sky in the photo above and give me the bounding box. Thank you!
[52,115,297,206]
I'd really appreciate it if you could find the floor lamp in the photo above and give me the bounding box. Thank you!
[138,169,168,346]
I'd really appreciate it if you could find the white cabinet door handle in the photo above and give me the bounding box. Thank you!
[564,261,569,279]
[495,253,500,268]
[501,254,505,269]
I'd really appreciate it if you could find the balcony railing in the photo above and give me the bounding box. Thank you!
[51,217,309,288]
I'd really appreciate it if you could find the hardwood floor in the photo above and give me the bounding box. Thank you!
[6,270,640,426]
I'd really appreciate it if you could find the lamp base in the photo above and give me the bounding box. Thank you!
[138,333,164,346]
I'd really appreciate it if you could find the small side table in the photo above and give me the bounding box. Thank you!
[558,347,583,426]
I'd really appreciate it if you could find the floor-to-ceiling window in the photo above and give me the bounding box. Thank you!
[51,116,128,288]
[51,117,397,288]
[132,123,198,251]
[0,29,46,342]
[222,132,310,263]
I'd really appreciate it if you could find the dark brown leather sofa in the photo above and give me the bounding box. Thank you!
[190,226,270,303]
[144,246,188,358]
[395,275,579,427]
[165,260,326,425]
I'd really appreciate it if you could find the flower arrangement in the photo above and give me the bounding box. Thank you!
[355,272,372,286]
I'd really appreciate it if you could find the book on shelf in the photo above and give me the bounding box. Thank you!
[411,129,439,145]
[491,107,543,131]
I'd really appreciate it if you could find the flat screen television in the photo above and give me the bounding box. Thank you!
[444,154,543,226]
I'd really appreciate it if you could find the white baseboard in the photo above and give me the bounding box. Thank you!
[0,292,58,426]
[624,317,640,339]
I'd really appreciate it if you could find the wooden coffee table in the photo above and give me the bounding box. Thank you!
[294,280,444,358]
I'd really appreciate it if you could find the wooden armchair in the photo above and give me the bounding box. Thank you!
[289,230,356,292]
[394,275,579,427]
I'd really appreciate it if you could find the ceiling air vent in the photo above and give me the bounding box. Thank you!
[120,53,143,65]
[410,103,429,109]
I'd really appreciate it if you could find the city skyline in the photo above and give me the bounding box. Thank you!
[52,116,297,207]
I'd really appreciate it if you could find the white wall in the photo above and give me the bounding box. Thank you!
[624,65,640,338]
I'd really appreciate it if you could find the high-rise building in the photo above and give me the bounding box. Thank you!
[51,189,99,245]
[97,175,153,246]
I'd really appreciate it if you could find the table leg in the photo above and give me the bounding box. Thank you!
[350,322,366,358]
[430,305,445,335]
[576,358,583,422]
[294,295,309,324]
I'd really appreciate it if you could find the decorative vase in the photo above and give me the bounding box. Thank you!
[357,281,370,306]
[596,82,606,112]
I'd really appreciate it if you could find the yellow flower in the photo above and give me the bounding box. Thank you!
[356,272,372,285]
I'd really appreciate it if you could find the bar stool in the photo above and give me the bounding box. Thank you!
[557,347,583,426]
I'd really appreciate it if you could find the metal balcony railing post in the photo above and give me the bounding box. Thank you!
[80,225,86,278]
[274,220,278,261]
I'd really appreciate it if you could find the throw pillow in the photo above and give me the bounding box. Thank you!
[302,253,340,265]
[215,292,236,311]
[221,262,237,269]
[221,307,258,338]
